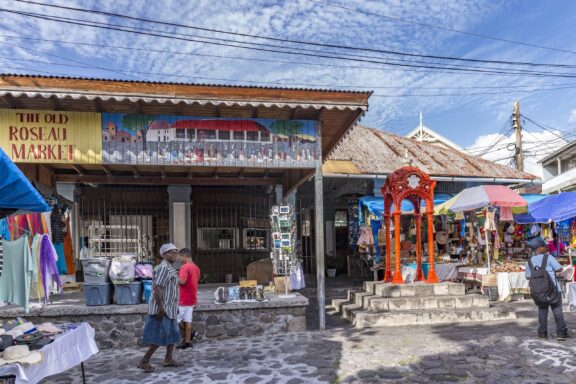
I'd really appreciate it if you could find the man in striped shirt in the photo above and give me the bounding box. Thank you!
[138,243,183,372]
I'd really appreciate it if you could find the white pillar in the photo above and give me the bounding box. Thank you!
[314,126,325,330]
[167,185,192,249]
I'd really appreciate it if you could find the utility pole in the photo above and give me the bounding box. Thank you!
[513,100,524,172]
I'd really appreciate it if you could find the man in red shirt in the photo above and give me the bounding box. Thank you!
[176,248,200,350]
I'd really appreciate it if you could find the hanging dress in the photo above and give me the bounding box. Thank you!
[63,215,75,275]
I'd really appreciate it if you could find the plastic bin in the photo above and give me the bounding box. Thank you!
[407,262,430,280]
[143,280,153,304]
[84,283,113,306]
[82,259,111,284]
[114,282,143,305]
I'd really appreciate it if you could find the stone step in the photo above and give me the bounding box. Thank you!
[351,307,517,328]
[331,298,349,313]
[366,294,489,311]
[370,282,466,298]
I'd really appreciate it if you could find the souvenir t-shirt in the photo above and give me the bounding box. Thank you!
[179,262,200,306]
[0,237,33,312]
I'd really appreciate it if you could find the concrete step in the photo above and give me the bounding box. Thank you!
[367,294,489,311]
[370,282,466,298]
[351,307,517,328]
[331,298,349,313]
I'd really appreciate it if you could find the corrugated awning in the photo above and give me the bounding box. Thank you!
[0,89,367,111]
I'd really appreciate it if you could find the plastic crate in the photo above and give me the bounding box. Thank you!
[143,280,153,304]
[82,258,111,284]
[84,283,113,306]
[114,282,143,305]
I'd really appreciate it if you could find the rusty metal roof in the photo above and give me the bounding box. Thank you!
[326,125,538,180]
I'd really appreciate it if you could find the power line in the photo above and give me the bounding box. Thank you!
[12,0,576,68]
[7,33,576,85]
[305,0,576,56]
[8,9,576,80]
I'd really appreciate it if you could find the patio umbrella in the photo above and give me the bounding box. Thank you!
[435,185,527,213]
[514,192,576,224]
[0,148,50,218]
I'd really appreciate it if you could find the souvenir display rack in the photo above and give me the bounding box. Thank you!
[270,204,297,297]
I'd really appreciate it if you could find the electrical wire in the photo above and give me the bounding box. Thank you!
[12,0,576,68]
[305,0,576,56]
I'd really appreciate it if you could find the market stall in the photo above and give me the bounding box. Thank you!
[0,321,98,384]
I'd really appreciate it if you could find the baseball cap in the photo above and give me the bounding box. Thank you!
[159,243,178,255]
[527,237,547,250]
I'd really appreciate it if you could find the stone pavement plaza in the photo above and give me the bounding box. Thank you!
[41,310,576,384]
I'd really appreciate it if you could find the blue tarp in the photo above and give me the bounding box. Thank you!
[515,192,576,224]
[359,194,453,220]
[0,148,50,215]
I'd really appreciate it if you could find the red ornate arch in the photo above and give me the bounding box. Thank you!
[381,166,439,284]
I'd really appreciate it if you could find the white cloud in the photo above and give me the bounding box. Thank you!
[466,129,565,177]
[570,109,576,123]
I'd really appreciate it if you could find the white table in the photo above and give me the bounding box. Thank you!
[0,322,98,384]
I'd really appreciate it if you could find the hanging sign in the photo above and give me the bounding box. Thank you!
[0,109,102,164]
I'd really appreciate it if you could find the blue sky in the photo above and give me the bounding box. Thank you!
[1,0,575,174]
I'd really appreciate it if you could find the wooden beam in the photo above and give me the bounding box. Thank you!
[101,165,112,176]
[323,108,364,160]
[236,168,244,179]
[2,94,18,109]
[55,174,281,185]
[285,169,315,197]
[39,165,55,188]
[160,169,167,179]
[71,164,85,176]
[216,106,222,117]
[252,107,259,118]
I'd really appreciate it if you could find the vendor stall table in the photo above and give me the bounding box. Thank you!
[458,265,574,302]
[435,263,466,282]
[0,322,98,384]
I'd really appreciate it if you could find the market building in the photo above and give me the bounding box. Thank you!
[0,74,370,323]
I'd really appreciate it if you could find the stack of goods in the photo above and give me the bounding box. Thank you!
[0,319,62,360]
[213,280,266,304]
[492,262,524,273]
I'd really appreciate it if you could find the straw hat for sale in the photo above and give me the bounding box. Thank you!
[0,345,42,366]
[435,231,449,245]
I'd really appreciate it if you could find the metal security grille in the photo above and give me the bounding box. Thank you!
[78,185,169,261]
[192,187,272,283]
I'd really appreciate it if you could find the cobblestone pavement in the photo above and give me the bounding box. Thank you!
[41,308,576,384]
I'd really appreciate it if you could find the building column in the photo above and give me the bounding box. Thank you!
[314,120,325,330]
[168,185,192,249]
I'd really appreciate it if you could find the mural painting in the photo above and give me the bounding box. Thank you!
[101,113,319,168]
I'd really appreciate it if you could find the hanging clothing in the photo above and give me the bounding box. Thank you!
[484,209,497,231]
[31,234,45,301]
[371,220,382,263]
[500,207,513,221]
[289,261,305,290]
[63,216,75,275]
[357,226,375,246]
[50,209,66,244]
[0,236,34,312]
[39,235,62,305]
[0,219,10,240]
[54,242,67,275]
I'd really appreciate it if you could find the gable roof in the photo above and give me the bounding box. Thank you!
[324,125,537,181]
[405,125,463,151]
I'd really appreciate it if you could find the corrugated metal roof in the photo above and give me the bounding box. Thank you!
[0,89,366,111]
[326,125,538,180]
[0,73,370,94]
[322,159,361,174]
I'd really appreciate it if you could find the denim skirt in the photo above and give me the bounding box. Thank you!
[142,315,181,346]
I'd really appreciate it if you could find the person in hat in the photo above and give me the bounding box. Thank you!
[138,243,184,372]
[525,237,571,340]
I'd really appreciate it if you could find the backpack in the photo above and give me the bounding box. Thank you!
[527,254,559,306]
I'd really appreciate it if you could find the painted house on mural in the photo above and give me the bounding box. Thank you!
[0,74,370,284]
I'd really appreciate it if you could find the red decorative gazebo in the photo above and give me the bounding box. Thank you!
[381,166,439,284]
